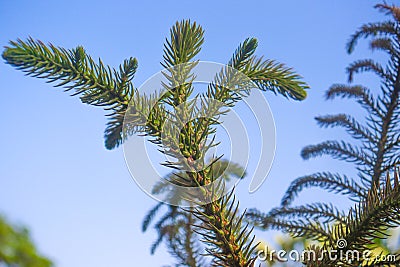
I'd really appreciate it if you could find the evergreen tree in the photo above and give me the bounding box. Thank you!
[2,20,308,266]
[247,4,400,266]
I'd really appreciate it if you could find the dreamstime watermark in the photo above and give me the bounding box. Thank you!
[122,61,276,206]
[257,239,398,263]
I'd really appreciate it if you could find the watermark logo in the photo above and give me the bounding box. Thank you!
[336,238,347,249]
[257,239,398,264]
[122,62,276,206]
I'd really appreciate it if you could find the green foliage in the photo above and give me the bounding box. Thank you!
[2,38,138,150]
[292,2,400,193]
[301,169,400,266]
[0,215,53,267]
[247,3,400,266]
[2,19,308,267]
[8,3,400,267]
[142,159,245,267]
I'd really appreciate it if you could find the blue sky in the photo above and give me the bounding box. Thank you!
[0,1,388,266]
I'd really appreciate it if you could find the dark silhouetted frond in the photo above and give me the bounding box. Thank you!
[281,172,365,206]
[316,114,375,143]
[325,84,383,118]
[247,202,346,230]
[347,59,390,83]
[347,21,397,54]
[301,141,371,166]
[375,3,400,23]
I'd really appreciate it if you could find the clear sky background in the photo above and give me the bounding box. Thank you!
[0,1,390,266]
